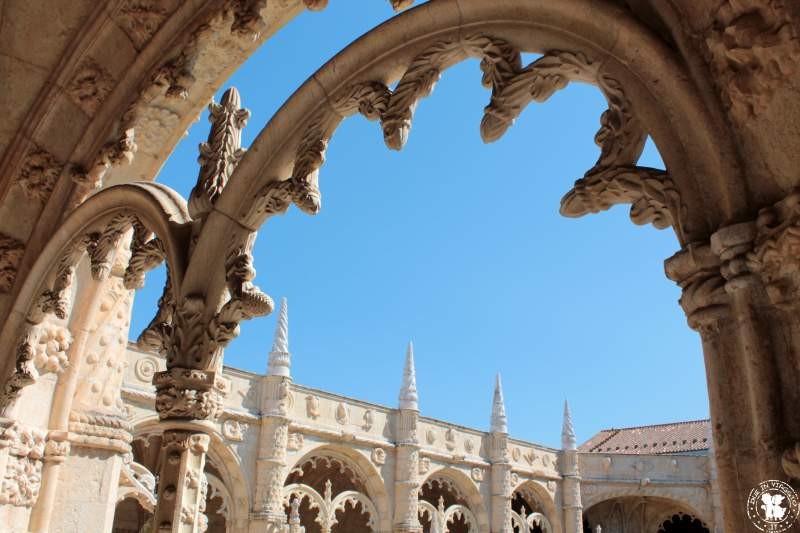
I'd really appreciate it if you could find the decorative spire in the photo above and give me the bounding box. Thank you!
[562,400,577,450]
[491,373,508,433]
[398,341,418,410]
[188,86,251,219]
[267,297,290,377]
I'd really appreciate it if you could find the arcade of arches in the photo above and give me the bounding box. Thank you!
[0,0,798,532]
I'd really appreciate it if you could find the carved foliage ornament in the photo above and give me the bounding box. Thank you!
[243,34,679,236]
[0,421,47,507]
[559,74,683,232]
[0,233,25,293]
[115,0,171,50]
[188,88,250,219]
[705,1,800,119]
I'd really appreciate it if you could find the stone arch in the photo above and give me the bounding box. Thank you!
[0,182,191,406]
[130,416,251,531]
[583,488,708,521]
[512,479,560,533]
[583,493,711,533]
[286,444,392,532]
[189,0,746,295]
[421,467,490,533]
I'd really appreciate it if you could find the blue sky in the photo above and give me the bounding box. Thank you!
[131,2,709,449]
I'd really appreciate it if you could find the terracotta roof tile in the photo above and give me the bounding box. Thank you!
[579,419,711,455]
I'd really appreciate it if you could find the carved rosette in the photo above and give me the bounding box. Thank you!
[66,58,115,117]
[153,368,224,421]
[14,146,64,203]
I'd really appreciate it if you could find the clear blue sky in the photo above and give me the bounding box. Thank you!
[131,2,709,449]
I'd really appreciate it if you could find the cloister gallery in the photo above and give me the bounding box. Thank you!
[0,0,798,532]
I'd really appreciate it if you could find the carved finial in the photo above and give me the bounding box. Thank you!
[399,341,418,410]
[188,87,250,219]
[267,297,290,377]
[491,373,508,433]
[562,400,577,450]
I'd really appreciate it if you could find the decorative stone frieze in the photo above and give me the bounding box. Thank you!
[153,367,224,421]
[0,420,47,507]
[222,419,247,442]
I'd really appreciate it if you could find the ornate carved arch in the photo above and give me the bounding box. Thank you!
[175,0,746,303]
[0,182,190,404]
[286,445,391,532]
[583,489,710,527]
[512,479,560,533]
[421,467,490,532]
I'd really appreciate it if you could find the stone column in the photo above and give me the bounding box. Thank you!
[394,342,422,533]
[489,375,512,533]
[560,401,582,533]
[665,195,800,532]
[153,429,211,533]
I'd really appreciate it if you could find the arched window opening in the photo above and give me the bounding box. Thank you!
[417,475,478,533]
[284,453,379,532]
[512,489,552,533]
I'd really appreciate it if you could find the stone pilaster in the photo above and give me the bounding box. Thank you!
[560,401,582,533]
[250,375,291,532]
[394,408,421,533]
[489,432,513,533]
[489,375,512,533]
[395,343,421,532]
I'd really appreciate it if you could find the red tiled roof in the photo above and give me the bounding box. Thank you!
[579,419,711,455]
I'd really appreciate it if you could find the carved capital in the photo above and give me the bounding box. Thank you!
[746,189,800,310]
[710,221,758,292]
[154,368,224,421]
[665,243,729,334]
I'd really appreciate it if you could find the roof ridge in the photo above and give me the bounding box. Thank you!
[600,418,710,432]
